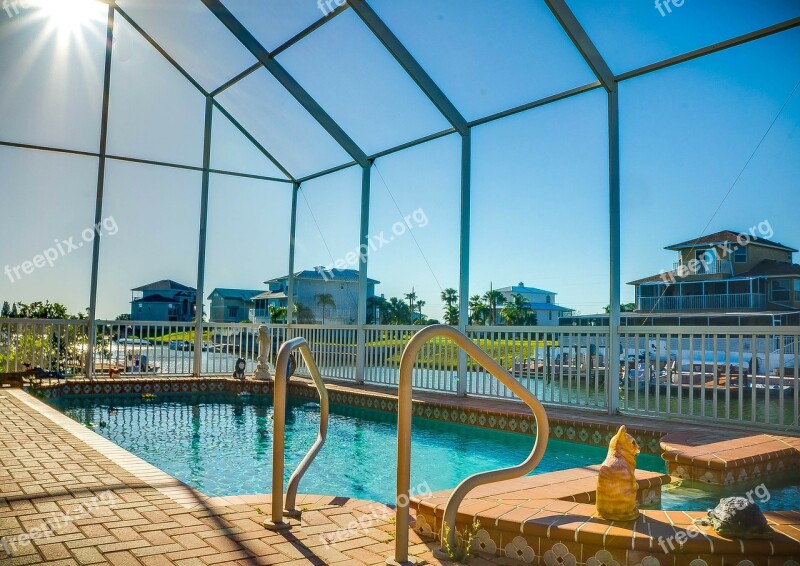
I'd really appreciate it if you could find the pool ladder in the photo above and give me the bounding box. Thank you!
[264,336,329,530]
[388,325,550,565]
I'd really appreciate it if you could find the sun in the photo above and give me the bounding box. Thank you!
[31,0,107,38]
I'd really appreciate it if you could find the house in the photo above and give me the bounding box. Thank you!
[252,268,379,325]
[629,230,800,316]
[207,288,262,323]
[495,283,573,327]
[130,280,196,322]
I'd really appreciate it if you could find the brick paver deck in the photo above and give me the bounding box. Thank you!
[0,389,456,566]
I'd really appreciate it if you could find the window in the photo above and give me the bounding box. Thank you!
[794,280,800,303]
[770,279,791,303]
[228,306,239,318]
[734,245,748,263]
[546,295,551,303]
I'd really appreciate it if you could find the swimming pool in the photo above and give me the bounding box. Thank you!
[48,392,666,502]
[657,476,800,512]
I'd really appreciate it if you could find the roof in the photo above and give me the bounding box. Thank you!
[527,302,572,312]
[627,271,676,286]
[265,268,379,285]
[252,291,288,300]
[131,294,180,304]
[665,230,797,252]
[740,260,800,278]
[207,288,262,301]
[131,280,196,292]
[496,284,557,296]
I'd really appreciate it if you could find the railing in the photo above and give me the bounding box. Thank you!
[263,336,329,530]
[673,259,733,276]
[2,319,797,432]
[0,318,89,376]
[389,325,549,564]
[618,326,799,430]
[638,293,767,311]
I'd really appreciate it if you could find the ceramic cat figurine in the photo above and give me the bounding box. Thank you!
[596,425,641,521]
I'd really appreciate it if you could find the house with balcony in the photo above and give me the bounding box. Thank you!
[629,230,800,318]
[130,280,196,322]
[207,288,262,323]
[251,268,379,325]
[495,283,573,326]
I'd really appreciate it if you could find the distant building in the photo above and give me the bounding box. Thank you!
[629,230,800,316]
[495,283,572,327]
[130,280,196,322]
[207,288,262,323]
[252,268,379,324]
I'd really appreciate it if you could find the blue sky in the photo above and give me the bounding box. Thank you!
[0,0,798,320]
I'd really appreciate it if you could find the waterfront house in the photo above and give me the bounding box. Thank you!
[252,268,379,325]
[628,230,800,322]
[207,288,262,323]
[130,280,197,322]
[495,283,573,326]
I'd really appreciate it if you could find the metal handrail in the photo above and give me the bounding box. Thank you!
[264,337,329,530]
[388,325,549,565]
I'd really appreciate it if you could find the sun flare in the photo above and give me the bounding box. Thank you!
[31,0,106,38]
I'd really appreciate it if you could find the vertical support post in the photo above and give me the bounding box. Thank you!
[86,5,115,378]
[286,182,299,328]
[356,162,371,384]
[457,129,471,396]
[193,96,214,375]
[608,87,621,415]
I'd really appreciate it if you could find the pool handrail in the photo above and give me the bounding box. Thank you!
[388,325,549,565]
[265,336,329,530]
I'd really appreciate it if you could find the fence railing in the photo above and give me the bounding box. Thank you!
[2,319,798,431]
[618,326,799,430]
[639,293,767,311]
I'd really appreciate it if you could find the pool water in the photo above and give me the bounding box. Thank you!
[657,476,800,512]
[49,393,666,502]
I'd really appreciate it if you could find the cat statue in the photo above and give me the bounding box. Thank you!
[596,425,641,521]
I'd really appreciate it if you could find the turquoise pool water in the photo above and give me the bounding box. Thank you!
[658,476,800,512]
[48,393,666,502]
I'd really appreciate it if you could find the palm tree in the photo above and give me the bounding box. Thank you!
[501,293,530,325]
[415,299,426,316]
[483,289,505,326]
[468,295,489,325]
[404,289,418,313]
[444,305,459,326]
[440,288,458,308]
[317,293,335,324]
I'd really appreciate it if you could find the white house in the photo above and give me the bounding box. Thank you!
[495,282,572,326]
[252,268,379,325]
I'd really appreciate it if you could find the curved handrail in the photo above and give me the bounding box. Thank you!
[264,337,329,530]
[389,325,549,565]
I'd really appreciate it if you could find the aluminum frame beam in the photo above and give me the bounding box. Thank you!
[543,0,615,92]
[202,0,369,168]
[286,182,300,325]
[193,96,214,374]
[348,0,468,135]
[456,130,471,397]
[86,4,115,378]
[356,163,372,384]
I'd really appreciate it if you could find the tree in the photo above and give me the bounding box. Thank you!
[367,296,388,324]
[501,293,531,325]
[10,303,18,318]
[316,293,335,324]
[440,288,458,308]
[603,303,637,313]
[386,297,413,325]
[115,313,131,321]
[295,302,314,324]
[415,299,426,317]
[1,301,9,317]
[443,305,459,326]
[404,289,418,313]
[468,295,489,325]
[268,305,287,324]
[483,290,505,326]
